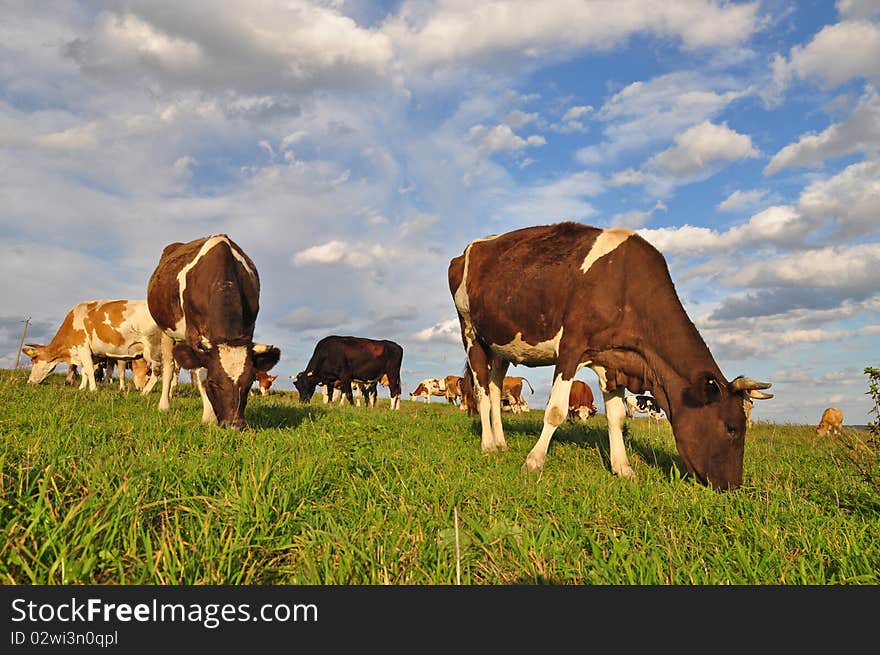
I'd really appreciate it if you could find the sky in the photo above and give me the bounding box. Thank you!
[2,0,879,426]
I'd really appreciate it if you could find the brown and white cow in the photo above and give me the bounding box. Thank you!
[253,371,277,396]
[815,407,844,437]
[450,222,772,490]
[501,375,533,413]
[568,380,597,422]
[21,299,163,393]
[146,234,280,429]
[410,377,446,403]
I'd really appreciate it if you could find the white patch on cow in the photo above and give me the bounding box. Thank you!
[492,327,563,366]
[218,344,248,383]
[453,235,500,352]
[580,228,634,273]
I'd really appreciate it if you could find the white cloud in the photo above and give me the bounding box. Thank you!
[386,0,759,68]
[769,19,880,97]
[578,73,748,164]
[649,120,758,176]
[610,200,666,229]
[469,123,546,153]
[608,168,644,187]
[718,188,767,212]
[64,1,396,94]
[765,85,880,174]
[292,240,396,268]
[837,0,880,19]
[414,318,461,344]
[797,159,880,239]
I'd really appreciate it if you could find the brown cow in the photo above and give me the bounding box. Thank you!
[444,375,463,405]
[501,376,533,413]
[568,380,597,421]
[450,222,772,490]
[815,407,844,437]
[147,234,280,429]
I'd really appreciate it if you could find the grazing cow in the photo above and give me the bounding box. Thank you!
[146,234,280,429]
[625,394,664,421]
[568,380,598,422]
[21,300,163,393]
[815,407,844,437]
[444,375,463,405]
[253,371,277,396]
[410,377,447,403]
[292,335,403,409]
[450,222,772,490]
[501,376,533,413]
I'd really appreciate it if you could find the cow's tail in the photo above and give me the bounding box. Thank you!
[521,377,534,394]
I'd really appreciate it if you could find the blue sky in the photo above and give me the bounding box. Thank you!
[2,0,879,426]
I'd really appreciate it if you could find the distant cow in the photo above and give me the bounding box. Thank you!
[568,380,597,422]
[292,335,403,409]
[147,234,280,429]
[410,377,446,403]
[625,394,664,421]
[444,375,463,405]
[449,221,772,490]
[254,371,277,396]
[21,299,163,393]
[502,376,533,413]
[815,407,844,437]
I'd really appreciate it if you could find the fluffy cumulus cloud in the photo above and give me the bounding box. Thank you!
[385,0,759,68]
[414,318,461,344]
[578,72,747,164]
[469,123,546,153]
[292,241,397,268]
[797,159,880,239]
[770,19,880,94]
[765,85,880,174]
[718,188,768,212]
[649,120,759,176]
[63,0,396,94]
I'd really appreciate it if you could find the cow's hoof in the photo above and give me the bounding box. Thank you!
[523,455,544,472]
[614,465,636,480]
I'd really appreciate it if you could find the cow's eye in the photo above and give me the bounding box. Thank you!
[725,423,738,438]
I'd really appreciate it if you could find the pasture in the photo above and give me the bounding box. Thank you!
[1,368,878,585]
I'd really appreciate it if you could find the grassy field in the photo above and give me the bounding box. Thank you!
[1,368,878,585]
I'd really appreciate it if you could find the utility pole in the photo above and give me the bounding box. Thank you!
[14,317,31,370]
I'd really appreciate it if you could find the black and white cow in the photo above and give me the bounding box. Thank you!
[625,394,664,421]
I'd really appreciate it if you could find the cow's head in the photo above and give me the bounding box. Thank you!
[409,384,427,399]
[21,343,65,385]
[292,370,321,403]
[670,373,772,490]
[173,339,281,429]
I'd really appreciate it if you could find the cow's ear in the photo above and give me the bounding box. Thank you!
[21,347,37,358]
[682,372,722,407]
[173,343,207,370]
[253,345,281,372]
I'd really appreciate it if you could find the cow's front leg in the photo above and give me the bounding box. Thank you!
[195,368,218,424]
[525,369,573,472]
[604,387,635,479]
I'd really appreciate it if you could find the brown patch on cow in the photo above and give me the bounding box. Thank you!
[84,300,127,347]
[45,309,86,360]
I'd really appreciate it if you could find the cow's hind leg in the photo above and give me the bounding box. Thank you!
[158,334,174,411]
[488,358,510,451]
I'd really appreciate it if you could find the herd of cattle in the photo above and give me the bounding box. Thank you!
[18,224,848,490]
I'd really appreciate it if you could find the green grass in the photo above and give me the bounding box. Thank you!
[1,368,878,585]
